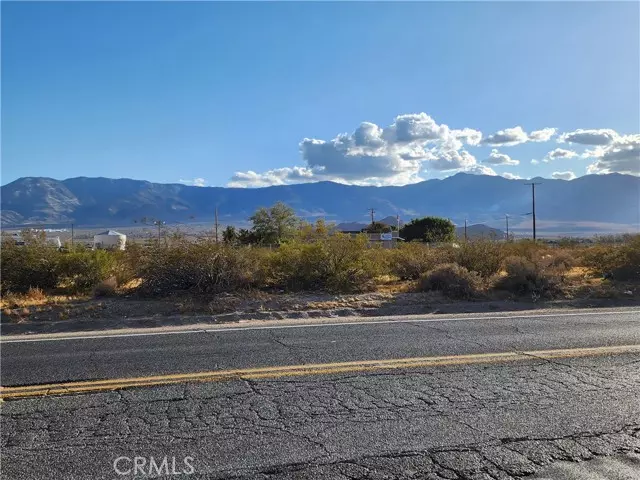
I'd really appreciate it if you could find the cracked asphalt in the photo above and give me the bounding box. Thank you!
[2,309,640,479]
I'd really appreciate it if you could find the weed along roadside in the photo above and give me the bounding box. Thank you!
[1,210,639,334]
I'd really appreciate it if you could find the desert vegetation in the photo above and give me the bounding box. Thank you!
[2,206,639,310]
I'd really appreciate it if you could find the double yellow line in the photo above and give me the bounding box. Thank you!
[2,344,639,400]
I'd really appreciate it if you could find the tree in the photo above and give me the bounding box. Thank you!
[363,222,395,233]
[237,228,259,245]
[249,202,300,244]
[222,225,238,244]
[400,217,455,243]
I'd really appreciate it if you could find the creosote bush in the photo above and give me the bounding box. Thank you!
[580,235,640,280]
[453,240,504,278]
[1,238,60,293]
[136,239,261,295]
[268,234,381,293]
[418,263,482,299]
[496,253,573,297]
[389,243,452,280]
[2,232,639,297]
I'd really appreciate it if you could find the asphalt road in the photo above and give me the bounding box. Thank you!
[2,308,640,479]
[2,309,640,386]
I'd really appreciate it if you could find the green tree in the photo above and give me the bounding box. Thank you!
[363,222,395,233]
[400,217,455,243]
[249,202,300,244]
[237,228,259,245]
[222,225,238,244]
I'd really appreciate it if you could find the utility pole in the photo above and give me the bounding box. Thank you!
[71,223,74,247]
[368,208,375,226]
[524,183,541,241]
[505,215,509,242]
[464,219,468,241]
[214,206,219,242]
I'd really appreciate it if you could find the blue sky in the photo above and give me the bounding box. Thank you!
[2,1,639,187]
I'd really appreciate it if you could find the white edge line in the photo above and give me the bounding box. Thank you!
[1,310,639,344]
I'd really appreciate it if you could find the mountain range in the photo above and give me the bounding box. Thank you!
[1,174,638,235]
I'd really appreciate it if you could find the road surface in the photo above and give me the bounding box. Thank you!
[2,308,640,479]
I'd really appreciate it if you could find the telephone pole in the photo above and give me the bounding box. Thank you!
[214,207,219,242]
[505,214,509,241]
[464,219,468,241]
[524,183,541,241]
[368,208,375,226]
[71,223,74,247]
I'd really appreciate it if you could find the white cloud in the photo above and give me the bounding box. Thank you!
[179,177,207,187]
[559,128,619,145]
[226,113,638,187]
[529,128,557,142]
[546,148,579,161]
[501,172,521,180]
[551,171,577,181]
[452,128,482,146]
[465,164,497,176]
[482,126,557,146]
[228,113,487,187]
[585,134,640,175]
[482,149,519,165]
[481,126,529,146]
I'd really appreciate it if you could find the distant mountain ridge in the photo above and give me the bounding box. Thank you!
[1,174,638,234]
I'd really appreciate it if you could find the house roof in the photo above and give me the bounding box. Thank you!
[96,230,125,236]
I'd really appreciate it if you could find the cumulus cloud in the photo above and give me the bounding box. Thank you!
[559,128,619,145]
[465,164,497,176]
[482,149,519,166]
[227,167,315,188]
[501,172,521,180]
[552,171,577,181]
[229,113,485,187]
[179,178,207,187]
[452,128,482,146]
[546,148,579,161]
[481,126,529,146]
[585,134,640,175]
[226,113,637,187]
[529,128,557,142]
[481,126,557,146]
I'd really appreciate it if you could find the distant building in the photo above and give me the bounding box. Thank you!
[93,230,126,250]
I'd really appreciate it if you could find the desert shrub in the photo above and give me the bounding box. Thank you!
[93,276,118,297]
[58,247,117,292]
[496,255,569,297]
[545,250,576,270]
[269,234,380,293]
[502,239,547,261]
[418,263,482,299]
[136,239,261,295]
[579,244,627,277]
[0,239,61,293]
[607,235,640,280]
[453,240,504,278]
[25,286,46,302]
[389,243,452,280]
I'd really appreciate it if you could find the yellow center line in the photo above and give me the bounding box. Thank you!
[2,344,638,400]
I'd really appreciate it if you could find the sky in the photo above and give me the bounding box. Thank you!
[2,1,639,188]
